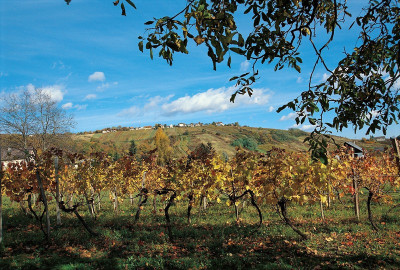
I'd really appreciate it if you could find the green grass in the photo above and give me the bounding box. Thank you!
[1,193,399,269]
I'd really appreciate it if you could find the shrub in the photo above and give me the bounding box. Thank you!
[271,130,297,142]
[231,137,258,151]
[287,128,308,137]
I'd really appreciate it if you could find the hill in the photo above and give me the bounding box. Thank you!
[71,126,392,159]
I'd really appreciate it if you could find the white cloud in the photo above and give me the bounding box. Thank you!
[145,95,174,109]
[62,102,73,109]
[41,85,65,102]
[0,72,8,77]
[118,106,142,117]
[26,83,35,92]
[118,95,174,117]
[117,86,271,119]
[291,124,316,131]
[393,77,400,90]
[268,106,275,112]
[84,94,97,100]
[59,72,72,83]
[97,83,110,91]
[74,104,87,110]
[370,110,380,118]
[299,124,316,131]
[161,87,271,116]
[296,76,303,83]
[52,61,65,70]
[321,73,330,82]
[96,81,118,91]
[88,71,105,82]
[280,112,298,121]
[240,60,250,72]
[26,84,65,102]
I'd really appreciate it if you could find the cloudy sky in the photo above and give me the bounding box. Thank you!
[1,0,398,138]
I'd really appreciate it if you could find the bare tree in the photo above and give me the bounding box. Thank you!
[0,90,36,154]
[0,87,75,241]
[0,88,75,154]
[31,88,75,151]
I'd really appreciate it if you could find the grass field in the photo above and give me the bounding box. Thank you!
[1,191,399,270]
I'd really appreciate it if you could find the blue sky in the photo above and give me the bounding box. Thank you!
[1,0,399,139]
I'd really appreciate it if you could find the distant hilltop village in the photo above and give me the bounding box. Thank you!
[78,122,241,135]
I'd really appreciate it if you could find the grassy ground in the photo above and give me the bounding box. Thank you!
[1,193,399,270]
[73,126,392,160]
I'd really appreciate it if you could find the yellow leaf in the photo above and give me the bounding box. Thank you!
[320,195,327,204]
[325,237,333,242]
[194,36,205,45]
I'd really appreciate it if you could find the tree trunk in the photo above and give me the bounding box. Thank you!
[19,200,32,218]
[134,189,148,222]
[130,194,134,205]
[277,198,308,240]
[36,170,51,241]
[320,198,325,221]
[153,194,157,213]
[327,183,331,209]
[84,191,96,219]
[199,195,205,212]
[367,189,378,231]
[27,194,40,221]
[391,138,400,172]
[54,157,62,226]
[353,174,360,222]
[69,194,74,208]
[202,196,207,210]
[97,193,101,211]
[73,209,98,236]
[164,191,176,242]
[32,193,36,207]
[58,201,98,236]
[187,193,194,224]
[247,190,263,227]
[231,181,239,222]
[113,189,119,215]
[135,172,146,219]
[234,190,262,227]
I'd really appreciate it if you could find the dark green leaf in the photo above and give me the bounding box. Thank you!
[125,0,136,9]
[121,3,126,16]
[230,93,237,103]
[138,41,143,52]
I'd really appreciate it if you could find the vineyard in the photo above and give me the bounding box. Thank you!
[1,144,399,269]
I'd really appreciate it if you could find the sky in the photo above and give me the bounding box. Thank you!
[0,0,399,139]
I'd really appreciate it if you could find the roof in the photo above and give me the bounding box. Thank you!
[0,147,28,161]
[344,142,363,152]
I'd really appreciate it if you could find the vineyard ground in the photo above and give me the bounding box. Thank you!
[1,192,399,270]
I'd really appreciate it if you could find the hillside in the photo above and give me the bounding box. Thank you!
[72,126,392,159]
